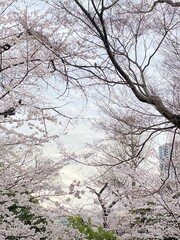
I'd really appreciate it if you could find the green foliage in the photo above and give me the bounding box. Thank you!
[130,207,153,225]
[8,203,47,233]
[68,215,119,240]
[172,191,180,199]
[129,206,179,240]
[130,207,152,215]
[0,191,48,239]
[5,191,47,233]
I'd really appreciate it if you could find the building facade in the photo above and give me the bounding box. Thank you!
[159,143,180,180]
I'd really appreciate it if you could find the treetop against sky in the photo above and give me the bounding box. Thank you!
[1,0,180,136]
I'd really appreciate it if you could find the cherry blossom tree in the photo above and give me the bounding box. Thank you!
[62,107,179,239]
[0,0,84,148]
[1,0,180,239]
[0,1,83,238]
[0,144,79,239]
[38,4,180,235]
[67,161,180,239]
[38,0,180,165]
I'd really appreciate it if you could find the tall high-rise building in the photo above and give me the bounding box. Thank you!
[159,143,180,180]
